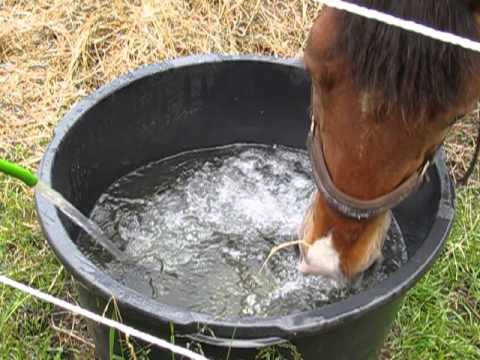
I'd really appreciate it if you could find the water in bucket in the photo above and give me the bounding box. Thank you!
[78,144,408,319]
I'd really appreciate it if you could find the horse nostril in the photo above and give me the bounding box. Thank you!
[298,258,310,273]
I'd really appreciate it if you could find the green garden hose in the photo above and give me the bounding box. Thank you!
[0,159,38,187]
[0,158,126,260]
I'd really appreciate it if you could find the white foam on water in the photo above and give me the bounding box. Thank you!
[80,144,408,319]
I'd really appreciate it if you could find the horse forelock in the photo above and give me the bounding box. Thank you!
[333,0,480,120]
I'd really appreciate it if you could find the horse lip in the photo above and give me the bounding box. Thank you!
[297,257,309,273]
[298,256,315,274]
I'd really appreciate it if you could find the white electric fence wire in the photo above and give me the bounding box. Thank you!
[3,2,480,359]
[316,0,480,53]
[0,275,209,360]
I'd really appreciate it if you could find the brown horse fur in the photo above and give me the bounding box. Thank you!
[300,1,480,280]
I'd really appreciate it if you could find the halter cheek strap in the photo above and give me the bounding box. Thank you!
[307,116,437,220]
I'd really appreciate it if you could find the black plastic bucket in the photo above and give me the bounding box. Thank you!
[35,54,455,360]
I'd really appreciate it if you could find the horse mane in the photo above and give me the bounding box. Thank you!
[336,0,480,119]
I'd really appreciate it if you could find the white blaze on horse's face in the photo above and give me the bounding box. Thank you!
[297,233,343,281]
[298,211,392,281]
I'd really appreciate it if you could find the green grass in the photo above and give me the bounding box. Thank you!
[386,188,480,360]
[0,153,479,359]
[0,150,93,358]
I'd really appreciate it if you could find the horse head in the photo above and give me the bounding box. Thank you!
[300,0,480,281]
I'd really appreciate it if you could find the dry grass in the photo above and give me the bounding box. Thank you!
[0,0,321,165]
[445,110,480,187]
[1,0,479,359]
[2,0,478,180]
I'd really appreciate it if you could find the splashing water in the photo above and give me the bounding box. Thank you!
[79,144,408,319]
[35,181,126,261]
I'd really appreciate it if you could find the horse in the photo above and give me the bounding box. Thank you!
[298,0,480,281]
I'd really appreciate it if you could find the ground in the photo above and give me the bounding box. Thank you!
[0,1,479,359]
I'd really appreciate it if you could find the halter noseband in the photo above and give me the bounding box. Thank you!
[307,116,436,220]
